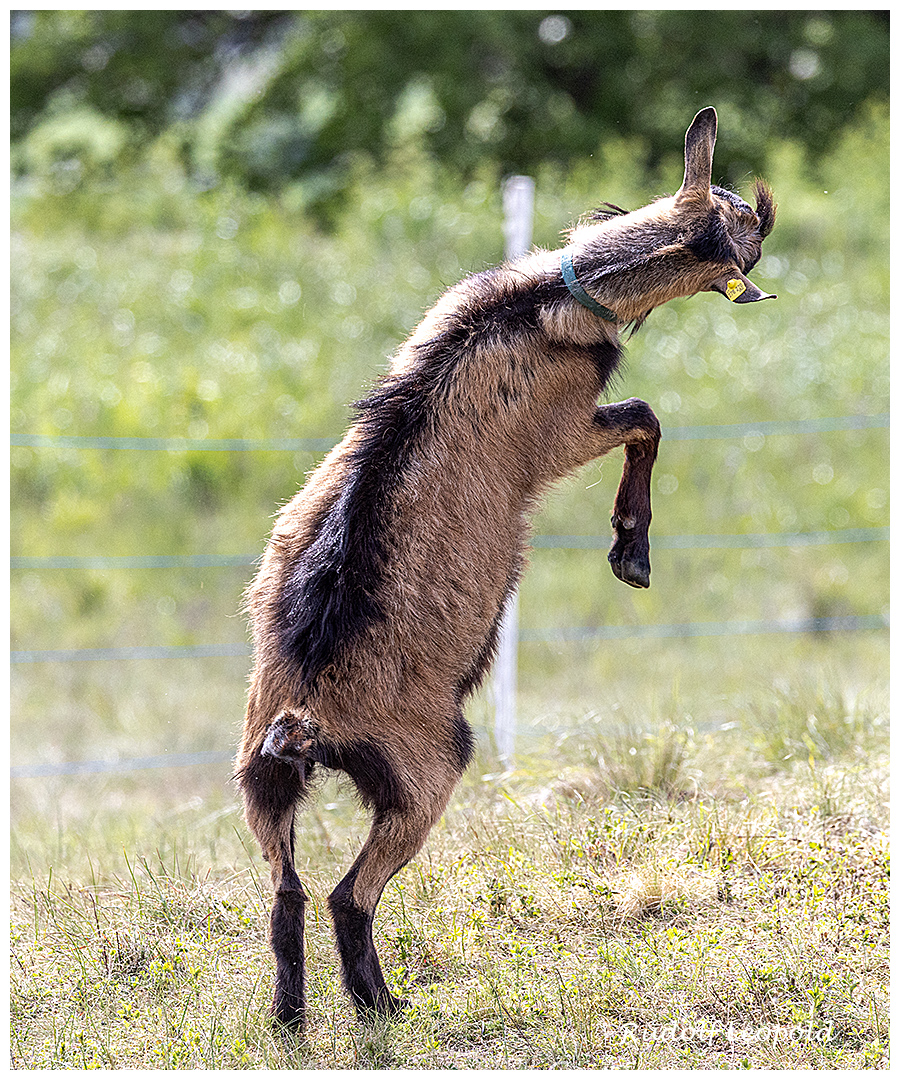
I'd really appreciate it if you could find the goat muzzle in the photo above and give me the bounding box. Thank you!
[709,269,776,304]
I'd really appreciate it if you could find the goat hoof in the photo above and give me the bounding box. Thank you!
[271,995,306,1032]
[378,992,409,1018]
[608,547,650,589]
[355,989,408,1020]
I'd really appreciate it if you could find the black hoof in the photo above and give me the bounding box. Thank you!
[608,541,651,589]
[272,998,305,1032]
[379,991,409,1016]
[355,989,408,1020]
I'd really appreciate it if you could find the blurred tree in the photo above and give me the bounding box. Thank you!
[11,9,889,210]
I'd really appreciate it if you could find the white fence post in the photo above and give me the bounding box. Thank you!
[493,175,535,768]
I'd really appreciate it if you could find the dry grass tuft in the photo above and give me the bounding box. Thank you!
[611,867,721,917]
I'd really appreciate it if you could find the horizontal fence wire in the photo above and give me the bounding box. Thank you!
[12,553,261,570]
[11,414,889,775]
[9,611,889,779]
[519,614,888,642]
[11,613,888,666]
[9,412,889,453]
[532,527,887,551]
[11,434,335,452]
[12,643,250,664]
[662,412,889,440]
[11,750,234,779]
[9,528,889,571]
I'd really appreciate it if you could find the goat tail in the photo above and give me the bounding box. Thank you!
[235,709,314,1028]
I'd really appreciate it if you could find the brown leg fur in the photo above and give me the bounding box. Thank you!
[325,735,461,1015]
[237,716,313,1029]
[241,704,465,1022]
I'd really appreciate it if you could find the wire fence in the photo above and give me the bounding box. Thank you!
[10,611,889,668]
[8,525,889,573]
[10,413,889,777]
[11,750,234,780]
[10,411,889,453]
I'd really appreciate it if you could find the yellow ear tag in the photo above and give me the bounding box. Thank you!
[725,278,746,301]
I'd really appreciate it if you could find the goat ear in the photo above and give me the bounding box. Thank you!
[679,107,717,199]
[708,269,776,304]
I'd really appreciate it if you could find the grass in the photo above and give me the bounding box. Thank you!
[10,639,889,1068]
[10,105,889,1066]
[11,688,889,1068]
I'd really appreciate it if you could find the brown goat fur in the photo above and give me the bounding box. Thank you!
[235,107,776,1027]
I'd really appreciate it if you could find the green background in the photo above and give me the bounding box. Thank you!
[11,6,888,837]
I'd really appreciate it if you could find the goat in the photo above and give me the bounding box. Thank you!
[235,107,776,1028]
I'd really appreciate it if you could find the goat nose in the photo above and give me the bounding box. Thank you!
[709,270,776,304]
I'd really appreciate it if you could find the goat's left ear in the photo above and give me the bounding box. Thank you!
[708,269,776,304]
[679,107,717,199]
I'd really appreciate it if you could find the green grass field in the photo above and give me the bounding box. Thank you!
[9,703,890,1068]
[10,105,888,1067]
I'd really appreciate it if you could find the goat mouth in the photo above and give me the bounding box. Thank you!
[709,269,776,304]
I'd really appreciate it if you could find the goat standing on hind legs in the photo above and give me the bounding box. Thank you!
[235,106,776,1029]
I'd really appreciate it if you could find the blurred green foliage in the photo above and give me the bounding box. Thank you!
[9,18,888,775]
[11,10,888,219]
[10,101,888,666]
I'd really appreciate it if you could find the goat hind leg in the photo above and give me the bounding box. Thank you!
[328,767,457,1016]
[237,717,313,1029]
[270,841,309,1028]
[328,820,410,1017]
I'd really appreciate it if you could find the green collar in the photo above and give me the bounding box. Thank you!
[560,251,619,322]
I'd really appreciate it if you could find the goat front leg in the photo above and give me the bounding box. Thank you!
[590,398,661,589]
